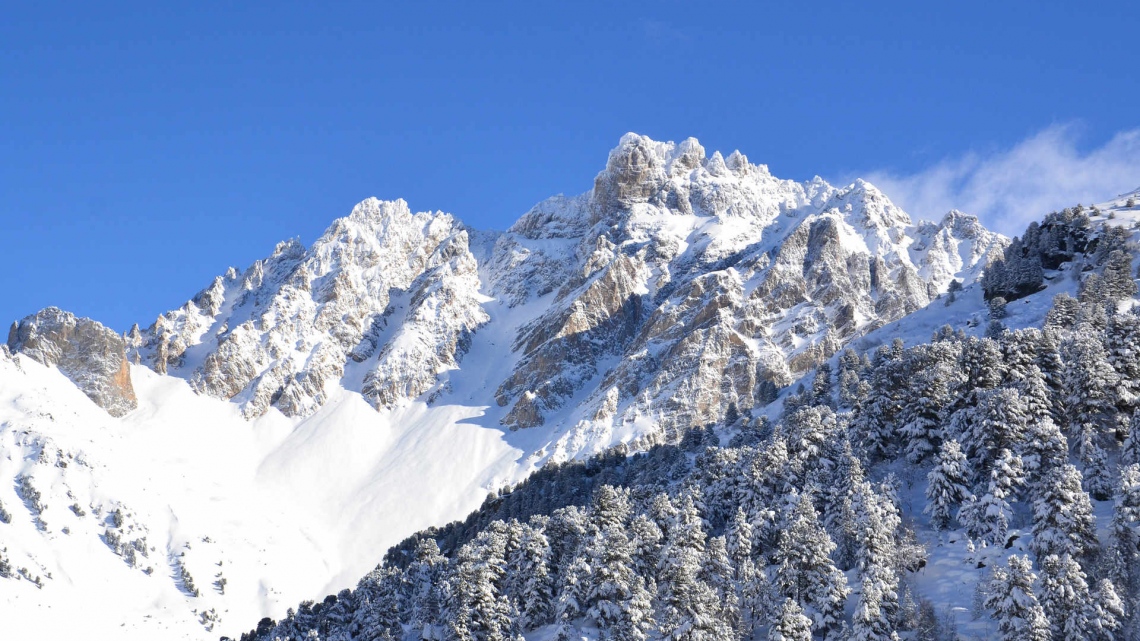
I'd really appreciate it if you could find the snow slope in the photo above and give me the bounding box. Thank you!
[0,357,527,639]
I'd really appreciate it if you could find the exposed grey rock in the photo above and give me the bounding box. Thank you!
[8,307,137,416]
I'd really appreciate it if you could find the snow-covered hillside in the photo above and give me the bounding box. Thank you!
[0,134,1022,639]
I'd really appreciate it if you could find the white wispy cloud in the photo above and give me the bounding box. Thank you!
[863,124,1140,236]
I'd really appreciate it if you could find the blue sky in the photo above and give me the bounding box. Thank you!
[3,1,1138,331]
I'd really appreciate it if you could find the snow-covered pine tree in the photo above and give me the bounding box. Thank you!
[959,449,1023,546]
[775,493,849,635]
[584,524,653,641]
[1077,423,1115,500]
[354,566,407,641]
[924,439,971,531]
[655,492,733,641]
[1045,292,1080,330]
[899,343,961,464]
[1063,329,1121,435]
[629,512,664,580]
[838,348,869,409]
[984,555,1050,641]
[960,387,1029,480]
[851,575,898,641]
[1107,310,1140,411]
[446,527,518,641]
[1089,578,1124,641]
[1104,463,1140,600]
[1038,553,1095,640]
[1102,248,1138,301]
[770,597,814,641]
[407,538,449,638]
[507,522,555,630]
[812,362,836,409]
[1030,464,1098,563]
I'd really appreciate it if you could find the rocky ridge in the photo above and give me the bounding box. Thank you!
[7,307,137,417]
[16,134,1006,451]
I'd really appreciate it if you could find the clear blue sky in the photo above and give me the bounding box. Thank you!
[3,1,1138,332]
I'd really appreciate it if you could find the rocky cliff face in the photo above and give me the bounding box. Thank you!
[99,133,1005,451]
[126,198,488,419]
[483,134,1006,446]
[8,307,137,416]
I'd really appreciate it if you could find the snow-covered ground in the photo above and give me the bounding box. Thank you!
[0,357,529,639]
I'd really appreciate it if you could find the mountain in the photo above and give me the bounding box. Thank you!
[125,133,1004,458]
[0,134,1010,639]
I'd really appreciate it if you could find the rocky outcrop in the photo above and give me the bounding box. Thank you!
[130,198,488,418]
[484,133,1007,444]
[8,307,137,416]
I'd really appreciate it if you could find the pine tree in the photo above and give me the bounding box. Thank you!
[1089,578,1124,641]
[1030,464,1099,563]
[775,493,849,634]
[899,343,960,464]
[655,493,733,641]
[1102,248,1138,301]
[960,449,1023,545]
[960,387,1029,479]
[508,523,555,629]
[1104,464,1140,595]
[924,439,970,531]
[1045,292,1080,330]
[584,524,653,641]
[1038,553,1093,639]
[407,538,449,637]
[851,575,898,641]
[1063,329,1120,433]
[812,362,836,409]
[983,555,1050,641]
[770,597,813,641]
[1077,423,1115,501]
[446,527,518,641]
[1107,311,1140,410]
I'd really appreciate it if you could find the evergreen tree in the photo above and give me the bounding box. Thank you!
[770,598,814,641]
[924,439,970,531]
[1102,248,1138,301]
[507,523,555,630]
[407,538,449,637]
[983,555,1050,641]
[775,493,849,634]
[655,493,733,641]
[1089,578,1125,641]
[960,387,1029,479]
[1077,423,1115,501]
[851,575,898,641]
[1030,464,1099,563]
[1038,553,1093,639]
[446,527,518,641]
[584,524,653,641]
[1044,292,1080,330]
[1063,329,1120,433]
[812,362,836,409]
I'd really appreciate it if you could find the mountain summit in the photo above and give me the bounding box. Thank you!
[105,133,1004,454]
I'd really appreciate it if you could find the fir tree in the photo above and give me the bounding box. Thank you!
[924,439,970,531]
[655,493,733,641]
[1063,329,1120,433]
[851,575,898,641]
[775,493,849,634]
[983,555,1050,641]
[770,598,814,641]
[1077,423,1115,501]
[1039,553,1092,639]
[1030,464,1098,563]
